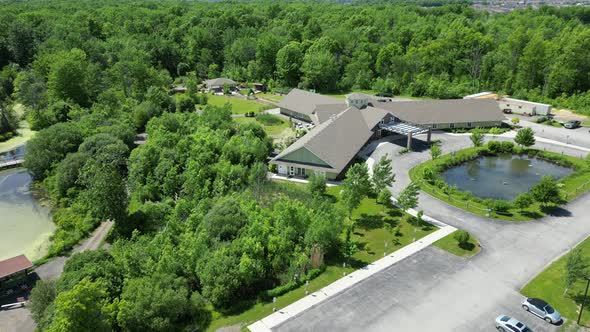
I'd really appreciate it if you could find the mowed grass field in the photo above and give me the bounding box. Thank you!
[207,184,436,331]
[521,236,590,327]
[206,94,272,114]
[233,116,291,136]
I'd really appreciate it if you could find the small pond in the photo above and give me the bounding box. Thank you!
[0,168,54,261]
[442,154,573,201]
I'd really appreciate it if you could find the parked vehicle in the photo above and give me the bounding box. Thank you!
[564,120,581,129]
[502,109,512,114]
[521,298,561,324]
[495,315,532,332]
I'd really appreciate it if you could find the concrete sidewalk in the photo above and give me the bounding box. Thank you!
[248,220,456,332]
[268,173,341,187]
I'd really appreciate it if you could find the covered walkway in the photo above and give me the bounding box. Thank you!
[379,122,431,149]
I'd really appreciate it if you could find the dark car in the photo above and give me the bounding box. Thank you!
[564,120,581,129]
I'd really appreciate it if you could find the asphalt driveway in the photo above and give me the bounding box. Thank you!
[275,133,589,332]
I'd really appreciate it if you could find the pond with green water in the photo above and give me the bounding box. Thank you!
[0,167,54,261]
[442,154,573,201]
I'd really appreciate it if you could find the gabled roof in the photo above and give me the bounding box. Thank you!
[278,89,344,117]
[204,78,237,87]
[274,107,390,174]
[312,103,348,124]
[372,99,504,125]
[0,255,33,279]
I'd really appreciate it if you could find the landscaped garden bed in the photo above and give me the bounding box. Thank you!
[410,141,590,221]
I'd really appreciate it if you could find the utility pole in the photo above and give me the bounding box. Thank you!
[577,277,590,325]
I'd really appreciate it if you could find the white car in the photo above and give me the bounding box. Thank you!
[495,315,532,332]
[522,297,561,324]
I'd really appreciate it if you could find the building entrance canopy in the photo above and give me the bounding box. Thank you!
[379,122,429,135]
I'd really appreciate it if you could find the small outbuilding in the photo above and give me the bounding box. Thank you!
[498,97,552,116]
[0,255,33,282]
[204,78,237,94]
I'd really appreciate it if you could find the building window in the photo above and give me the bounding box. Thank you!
[507,104,510,107]
[450,123,455,129]
[432,124,437,129]
[380,119,385,124]
[467,122,472,127]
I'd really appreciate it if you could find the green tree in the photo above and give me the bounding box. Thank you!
[301,44,338,91]
[308,172,327,197]
[25,123,84,180]
[46,278,112,332]
[397,182,420,211]
[453,230,470,247]
[47,49,97,107]
[29,280,57,323]
[564,248,587,295]
[377,188,392,206]
[276,42,303,87]
[79,161,128,222]
[529,175,560,206]
[341,163,372,218]
[514,193,533,211]
[202,195,247,242]
[514,127,535,148]
[430,144,441,160]
[470,131,484,147]
[117,273,205,331]
[372,155,395,196]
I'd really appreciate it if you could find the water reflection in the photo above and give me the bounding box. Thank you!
[442,154,573,201]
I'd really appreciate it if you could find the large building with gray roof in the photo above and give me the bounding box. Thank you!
[271,89,504,180]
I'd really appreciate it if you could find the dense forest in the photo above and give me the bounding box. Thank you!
[0,0,589,330]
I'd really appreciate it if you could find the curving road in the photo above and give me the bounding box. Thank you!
[275,132,590,332]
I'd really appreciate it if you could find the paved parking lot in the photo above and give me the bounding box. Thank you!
[275,133,589,332]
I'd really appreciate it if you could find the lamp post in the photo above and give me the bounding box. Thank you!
[577,277,590,325]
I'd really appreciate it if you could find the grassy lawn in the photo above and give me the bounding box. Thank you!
[256,93,284,103]
[409,146,590,221]
[206,94,272,114]
[521,236,590,326]
[433,230,480,258]
[206,184,436,331]
[233,116,291,136]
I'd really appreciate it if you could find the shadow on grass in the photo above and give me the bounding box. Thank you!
[356,213,384,230]
[458,242,475,251]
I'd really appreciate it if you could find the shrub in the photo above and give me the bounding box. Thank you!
[487,140,502,153]
[511,118,520,124]
[489,127,505,135]
[490,199,512,213]
[422,167,436,184]
[500,141,514,153]
[269,163,277,173]
[453,230,470,245]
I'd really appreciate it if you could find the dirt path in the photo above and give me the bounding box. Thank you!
[35,221,114,280]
